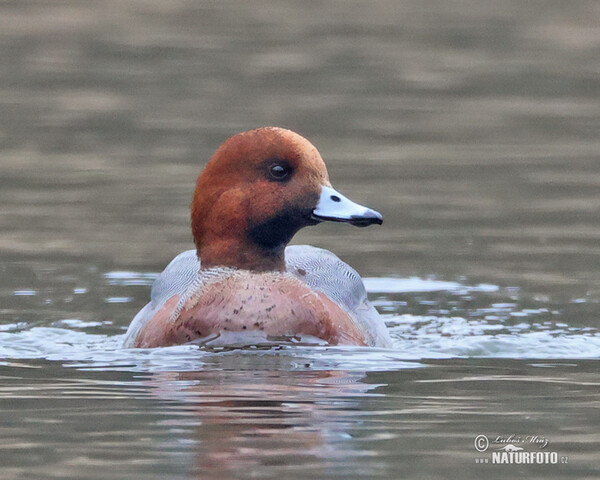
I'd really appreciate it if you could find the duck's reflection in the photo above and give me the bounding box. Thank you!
[146,359,383,478]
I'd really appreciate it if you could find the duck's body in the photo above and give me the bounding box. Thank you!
[124,127,392,348]
[124,246,392,348]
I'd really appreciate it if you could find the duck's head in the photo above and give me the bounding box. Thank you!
[191,127,382,271]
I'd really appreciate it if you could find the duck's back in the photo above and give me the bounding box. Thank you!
[284,245,392,347]
[123,246,392,348]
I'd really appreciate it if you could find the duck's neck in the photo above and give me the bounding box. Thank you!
[197,239,286,272]
[193,210,309,272]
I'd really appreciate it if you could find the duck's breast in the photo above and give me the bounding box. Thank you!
[128,267,367,348]
[124,246,392,348]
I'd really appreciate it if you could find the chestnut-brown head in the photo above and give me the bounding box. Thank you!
[191,127,382,271]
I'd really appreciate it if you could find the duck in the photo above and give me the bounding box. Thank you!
[123,127,392,348]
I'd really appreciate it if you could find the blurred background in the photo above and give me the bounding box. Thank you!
[1,2,600,479]
[1,0,599,296]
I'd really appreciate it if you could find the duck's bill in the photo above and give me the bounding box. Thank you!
[311,185,383,227]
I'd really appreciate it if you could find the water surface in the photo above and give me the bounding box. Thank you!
[1,1,599,478]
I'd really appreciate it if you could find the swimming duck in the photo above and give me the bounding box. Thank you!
[124,127,392,348]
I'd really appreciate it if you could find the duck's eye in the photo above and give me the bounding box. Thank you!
[269,162,292,181]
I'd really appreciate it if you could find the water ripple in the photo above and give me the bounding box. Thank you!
[0,273,598,372]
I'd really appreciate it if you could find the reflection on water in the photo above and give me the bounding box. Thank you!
[1,0,600,478]
[1,356,599,479]
[147,368,381,479]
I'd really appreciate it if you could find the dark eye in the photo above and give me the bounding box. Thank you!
[269,162,292,181]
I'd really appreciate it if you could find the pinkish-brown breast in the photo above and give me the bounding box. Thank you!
[133,271,367,348]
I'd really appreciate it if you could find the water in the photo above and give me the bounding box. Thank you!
[1,1,600,478]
